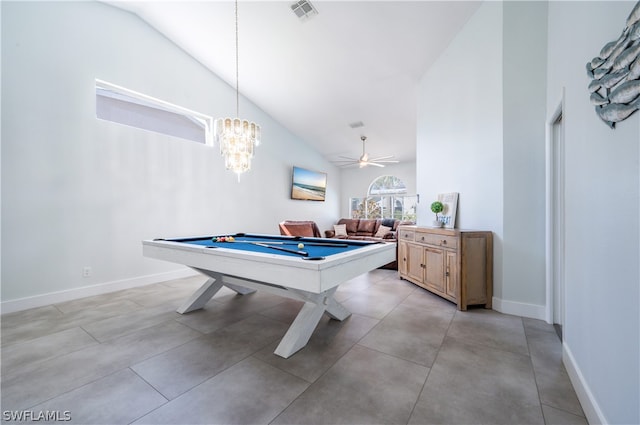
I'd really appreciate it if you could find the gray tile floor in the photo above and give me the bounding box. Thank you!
[1,269,587,425]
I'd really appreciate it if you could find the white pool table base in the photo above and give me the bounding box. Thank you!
[177,267,352,358]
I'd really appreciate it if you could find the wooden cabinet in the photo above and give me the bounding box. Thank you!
[397,226,493,310]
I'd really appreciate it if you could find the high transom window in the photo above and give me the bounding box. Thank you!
[95,79,213,146]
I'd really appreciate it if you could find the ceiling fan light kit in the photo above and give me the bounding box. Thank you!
[333,136,399,168]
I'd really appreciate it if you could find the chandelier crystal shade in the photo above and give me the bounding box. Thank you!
[215,0,261,179]
[214,118,261,175]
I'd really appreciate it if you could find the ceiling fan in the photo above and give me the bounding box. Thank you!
[333,136,399,168]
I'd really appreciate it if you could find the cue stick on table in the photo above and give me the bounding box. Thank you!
[281,241,348,247]
[219,240,348,248]
[252,242,309,256]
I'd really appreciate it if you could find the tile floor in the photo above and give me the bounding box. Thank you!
[1,269,587,424]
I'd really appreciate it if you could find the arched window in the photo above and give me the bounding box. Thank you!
[368,175,407,195]
[350,175,417,221]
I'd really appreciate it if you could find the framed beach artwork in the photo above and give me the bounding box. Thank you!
[437,192,458,228]
[291,166,327,201]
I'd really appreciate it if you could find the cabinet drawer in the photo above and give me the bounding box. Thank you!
[398,230,415,241]
[415,233,458,249]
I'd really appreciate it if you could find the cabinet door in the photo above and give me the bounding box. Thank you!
[424,247,445,293]
[398,241,408,276]
[445,251,458,298]
[406,243,425,282]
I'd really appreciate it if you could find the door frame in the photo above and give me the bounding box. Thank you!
[545,89,566,325]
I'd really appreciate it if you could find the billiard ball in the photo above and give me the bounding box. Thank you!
[297,243,304,249]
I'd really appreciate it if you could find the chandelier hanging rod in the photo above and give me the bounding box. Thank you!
[234,0,239,118]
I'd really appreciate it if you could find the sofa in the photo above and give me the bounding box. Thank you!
[324,218,403,242]
[325,218,412,270]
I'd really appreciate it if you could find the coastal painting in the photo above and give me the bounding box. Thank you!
[291,166,327,201]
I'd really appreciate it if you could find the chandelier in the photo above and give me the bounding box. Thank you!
[214,0,261,179]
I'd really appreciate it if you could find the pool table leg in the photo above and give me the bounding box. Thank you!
[178,269,258,314]
[224,281,258,295]
[274,286,349,359]
[324,296,351,321]
[177,276,223,314]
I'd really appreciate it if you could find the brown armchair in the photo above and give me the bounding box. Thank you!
[278,220,322,238]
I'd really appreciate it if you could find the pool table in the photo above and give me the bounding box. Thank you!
[142,233,396,358]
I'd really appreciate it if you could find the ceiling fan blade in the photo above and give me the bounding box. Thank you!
[338,156,358,160]
[341,136,397,169]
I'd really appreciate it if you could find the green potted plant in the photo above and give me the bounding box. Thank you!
[430,201,444,227]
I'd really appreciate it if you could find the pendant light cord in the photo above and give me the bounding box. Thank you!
[235,0,240,118]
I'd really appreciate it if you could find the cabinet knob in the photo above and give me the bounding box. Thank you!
[442,239,447,245]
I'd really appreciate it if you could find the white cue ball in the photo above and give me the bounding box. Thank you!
[297,243,305,249]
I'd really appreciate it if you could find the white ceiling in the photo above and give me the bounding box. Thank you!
[106,1,482,165]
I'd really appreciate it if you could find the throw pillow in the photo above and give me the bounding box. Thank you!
[333,224,348,237]
[374,225,392,238]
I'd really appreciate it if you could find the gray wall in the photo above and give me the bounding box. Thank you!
[1,1,340,308]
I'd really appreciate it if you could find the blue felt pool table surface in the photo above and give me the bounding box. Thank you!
[162,233,378,260]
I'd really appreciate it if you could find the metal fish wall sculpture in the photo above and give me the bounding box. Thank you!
[587,1,640,128]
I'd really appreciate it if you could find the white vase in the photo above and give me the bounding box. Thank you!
[432,220,443,228]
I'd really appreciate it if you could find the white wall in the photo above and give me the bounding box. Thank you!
[0,0,3,306]
[418,0,639,423]
[417,0,549,318]
[338,161,416,220]
[1,1,340,310]
[502,1,548,313]
[417,1,505,298]
[546,2,639,424]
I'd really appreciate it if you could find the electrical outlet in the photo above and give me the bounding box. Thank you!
[83,266,92,278]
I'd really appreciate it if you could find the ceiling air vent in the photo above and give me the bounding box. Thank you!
[290,0,318,21]
[349,121,364,129]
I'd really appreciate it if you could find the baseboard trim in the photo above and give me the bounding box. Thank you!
[491,297,546,321]
[494,296,608,423]
[1,269,198,314]
[563,342,606,424]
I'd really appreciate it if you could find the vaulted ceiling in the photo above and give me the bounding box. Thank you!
[106,1,482,165]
